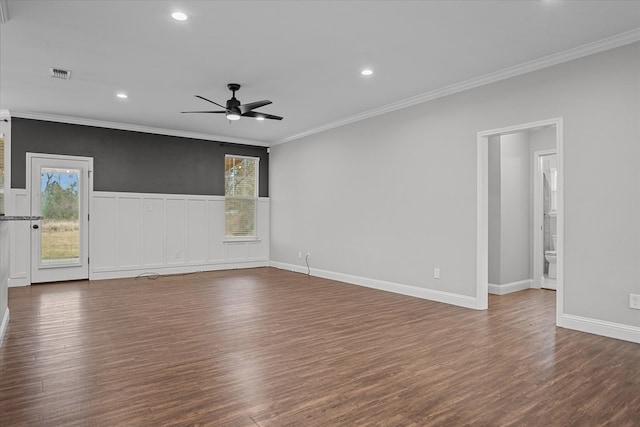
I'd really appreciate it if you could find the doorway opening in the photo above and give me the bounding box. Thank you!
[476,118,564,324]
[534,150,558,290]
[27,153,93,283]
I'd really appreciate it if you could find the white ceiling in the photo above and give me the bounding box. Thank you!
[1,1,639,146]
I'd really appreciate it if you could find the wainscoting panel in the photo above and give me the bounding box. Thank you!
[208,199,226,262]
[165,198,186,266]
[92,195,117,271]
[142,197,164,267]
[90,192,269,280]
[187,199,207,264]
[8,190,30,286]
[117,196,142,268]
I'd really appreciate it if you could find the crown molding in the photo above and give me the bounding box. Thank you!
[274,28,640,146]
[8,111,269,147]
[0,0,9,24]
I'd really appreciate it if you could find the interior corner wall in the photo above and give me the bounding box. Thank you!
[498,133,531,285]
[270,42,640,330]
[487,136,501,284]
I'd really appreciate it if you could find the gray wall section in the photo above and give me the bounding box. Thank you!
[10,118,269,197]
[499,132,531,285]
[270,42,640,327]
[488,136,501,284]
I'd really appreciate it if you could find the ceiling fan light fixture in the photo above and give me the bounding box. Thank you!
[226,112,241,121]
[171,11,188,21]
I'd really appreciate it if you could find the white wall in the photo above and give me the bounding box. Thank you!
[499,133,531,284]
[488,136,501,284]
[270,42,640,338]
[488,132,531,289]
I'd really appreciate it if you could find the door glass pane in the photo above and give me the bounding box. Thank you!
[40,167,81,266]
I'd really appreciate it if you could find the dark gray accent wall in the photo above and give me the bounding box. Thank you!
[11,118,269,197]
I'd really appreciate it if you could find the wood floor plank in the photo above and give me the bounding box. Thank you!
[1,267,638,426]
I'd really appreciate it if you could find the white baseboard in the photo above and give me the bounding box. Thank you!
[269,261,481,310]
[488,279,532,295]
[559,313,640,344]
[91,260,269,281]
[8,277,30,287]
[0,308,9,344]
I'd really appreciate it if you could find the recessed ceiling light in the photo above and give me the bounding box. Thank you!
[361,69,374,76]
[172,11,188,21]
[256,116,265,121]
[116,93,128,99]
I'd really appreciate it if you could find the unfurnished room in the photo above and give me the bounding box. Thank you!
[0,1,639,425]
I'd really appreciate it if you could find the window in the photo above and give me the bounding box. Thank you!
[225,155,259,238]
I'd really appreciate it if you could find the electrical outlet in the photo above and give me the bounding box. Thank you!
[630,293,640,310]
[298,250,302,259]
[306,251,311,259]
[434,268,440,279]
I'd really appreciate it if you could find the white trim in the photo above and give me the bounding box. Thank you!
[8,111,268,148]
[560,314,640,344]
[0,308,8,344]
[274,29,640,146]
[488,279,532,295]
[270,261,482,310]
[8,279,29,287]
[477,117,564,315]
[0,112,10,216]
[91,260,269,281]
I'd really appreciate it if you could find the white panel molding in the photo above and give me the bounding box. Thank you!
[270,261,481,310]
[559,314,640,344]
[275,29,640,146]
[488,279,532,295]
[8,111,268,147]
[91,191,269,281]
[0,308,8,344]
[8,189,29,286]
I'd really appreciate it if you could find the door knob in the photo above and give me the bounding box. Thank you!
[32,224,39,229]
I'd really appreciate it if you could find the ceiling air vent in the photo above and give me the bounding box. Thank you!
[49,67,71,80]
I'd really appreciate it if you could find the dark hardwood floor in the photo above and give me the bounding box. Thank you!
[1,267,638,426]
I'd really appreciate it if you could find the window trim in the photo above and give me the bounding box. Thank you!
[224,154,259,240]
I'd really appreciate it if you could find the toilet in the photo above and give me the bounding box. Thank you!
[545,235,557,279]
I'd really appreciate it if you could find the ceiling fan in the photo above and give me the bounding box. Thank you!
[181,83,283,121]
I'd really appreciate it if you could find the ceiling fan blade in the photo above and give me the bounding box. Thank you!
[195,95,228,110]
[239,100,272,114]
[242,111,284,121]
[181,110,227,114]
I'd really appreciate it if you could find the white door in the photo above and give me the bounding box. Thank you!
[30,154,92,283]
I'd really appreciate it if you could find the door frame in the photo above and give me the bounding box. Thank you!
[476,118,564,325]
[533,149,557,289]
[27,153,94,283]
